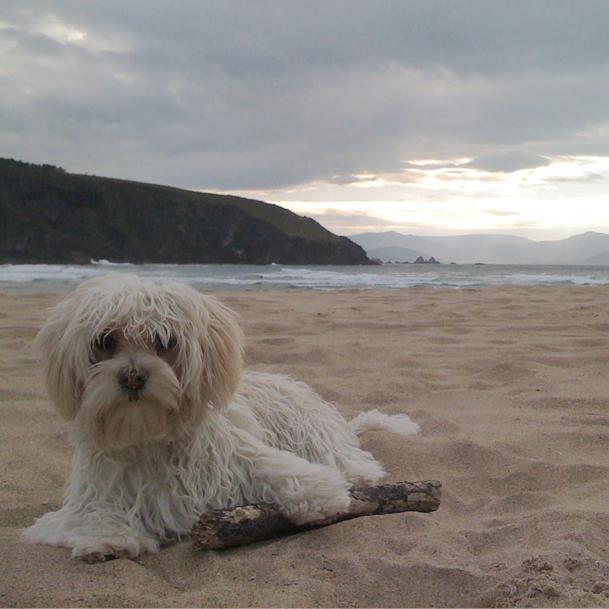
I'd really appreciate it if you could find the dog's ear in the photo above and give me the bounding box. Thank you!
[35,301,84,420]
[197,296,244,409]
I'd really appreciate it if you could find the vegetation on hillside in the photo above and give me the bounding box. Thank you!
[0,158,371,265]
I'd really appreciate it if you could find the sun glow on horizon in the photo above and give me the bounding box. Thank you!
[201,155,609,239]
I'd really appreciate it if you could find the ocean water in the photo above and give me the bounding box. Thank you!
[2,260,609,292]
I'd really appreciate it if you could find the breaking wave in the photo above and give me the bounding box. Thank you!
[1,262,609,292]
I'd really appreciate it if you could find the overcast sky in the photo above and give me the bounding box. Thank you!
[3,1,609,238]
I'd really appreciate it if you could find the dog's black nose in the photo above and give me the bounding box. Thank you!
[117,366,148,399]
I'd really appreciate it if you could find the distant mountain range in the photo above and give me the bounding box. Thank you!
[350,231,609,265]
[0,158,371,265]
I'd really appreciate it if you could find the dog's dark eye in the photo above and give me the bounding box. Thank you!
[154,334,177,354]
[93,332,116,356]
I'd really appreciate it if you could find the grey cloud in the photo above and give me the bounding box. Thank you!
[39,1,609,77]
[548,173,606,183]
[465,153,551,173]
[1,1,609,191]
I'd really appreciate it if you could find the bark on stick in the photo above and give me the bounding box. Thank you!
[192,480,441,550]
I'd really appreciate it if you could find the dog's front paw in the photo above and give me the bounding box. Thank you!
[281,485,352,526]
[276,464,353,525]
[72,542,139,563]
[252,449,354,526]
[76,547,133,563]
[71,534,158,563]
[283,491,351,525]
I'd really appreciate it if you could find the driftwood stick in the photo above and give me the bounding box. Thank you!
[192,480,441,550]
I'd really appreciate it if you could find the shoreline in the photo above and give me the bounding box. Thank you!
[2,281,609,298]
[3,262,609,294]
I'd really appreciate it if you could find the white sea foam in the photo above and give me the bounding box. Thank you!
[0,264,100,283]
[90,259,134,267]
[1,263,608,292]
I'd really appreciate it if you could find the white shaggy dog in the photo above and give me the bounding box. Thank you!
[23,275,419,561]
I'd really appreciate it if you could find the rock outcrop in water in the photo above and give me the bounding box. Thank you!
[0,158,372,265]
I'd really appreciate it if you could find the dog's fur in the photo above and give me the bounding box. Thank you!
[22,275,419,561]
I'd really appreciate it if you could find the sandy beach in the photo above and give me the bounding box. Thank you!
[2,285,609,607]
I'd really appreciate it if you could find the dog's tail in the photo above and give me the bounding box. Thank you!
[349,409,420,437]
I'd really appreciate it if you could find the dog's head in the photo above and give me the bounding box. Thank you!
[36,275,243,449]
